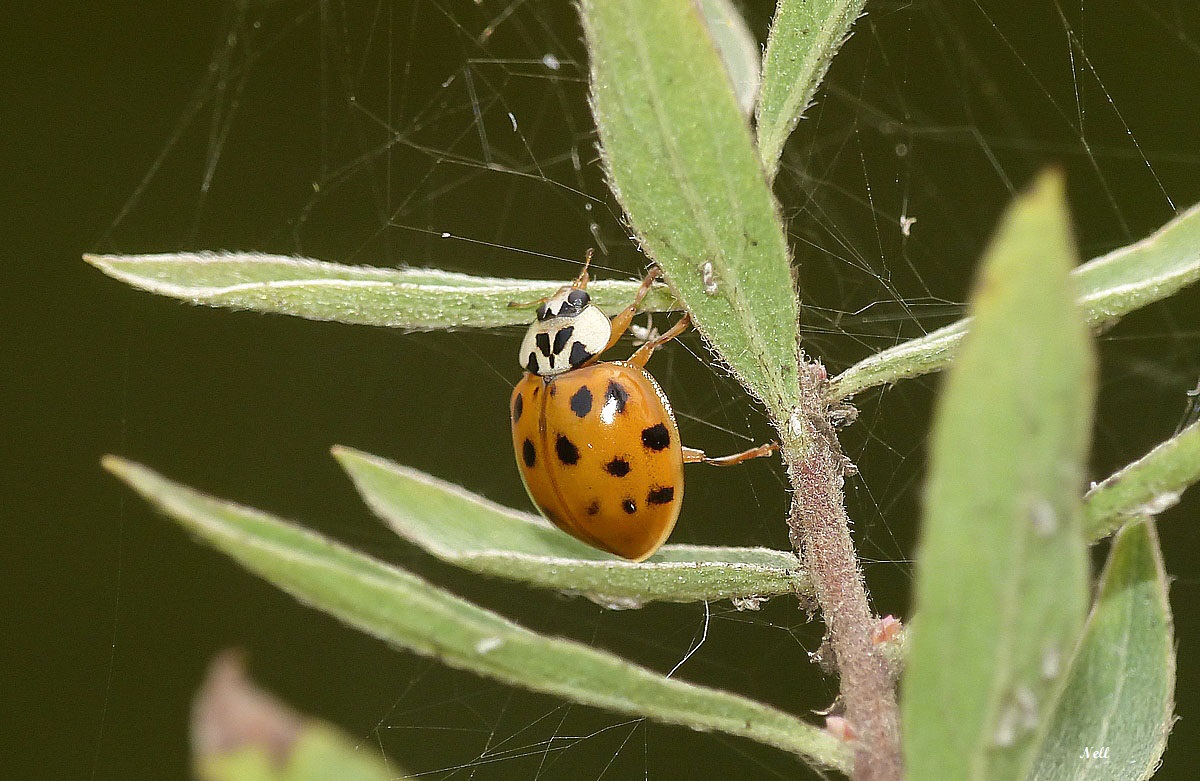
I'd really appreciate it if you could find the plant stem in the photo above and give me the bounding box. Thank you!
[780,360,902,781]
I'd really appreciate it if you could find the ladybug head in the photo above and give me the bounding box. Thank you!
[519,286,611,376]
[536,287,590,321]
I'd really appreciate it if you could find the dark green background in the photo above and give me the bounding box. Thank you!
[5,1,1199,778]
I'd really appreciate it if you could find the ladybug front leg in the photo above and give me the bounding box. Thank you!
[571,248,594,290]
[682,442,779,466]
[627,312,690,368]
[605,266,663,350]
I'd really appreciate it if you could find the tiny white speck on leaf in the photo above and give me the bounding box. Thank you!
[475,636,503,654]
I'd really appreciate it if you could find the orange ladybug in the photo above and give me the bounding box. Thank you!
[510,255,777,561]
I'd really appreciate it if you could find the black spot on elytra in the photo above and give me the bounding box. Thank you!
[621,498,637,514]
[552,325,574,354]
[522,439,536,468]
[512,393,523,422]
[555,434,580,465]
[641,423,671,451]
[569,386,593,418]
[605,458,631,477]
[526,352,538,374]
[569,341,593,367]
[536,332,552,357]
[586,500,600,515]
[549,383,557,397]
[647,486,676,505]
[605,381,629,414]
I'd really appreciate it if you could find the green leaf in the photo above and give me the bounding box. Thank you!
[103,456,851,774]
[1084,419,1200,542]
[1026,519,1176,780]
[697,0,761,118]
[84,252,679,330]
[756,0,867,179]
[333,446,810,608]
[831,201,1200,401]
[580,0,802,424]
[193,651,401,781]
[902,171,1096,779]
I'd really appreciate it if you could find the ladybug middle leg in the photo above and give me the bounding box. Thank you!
[682,442,779,466]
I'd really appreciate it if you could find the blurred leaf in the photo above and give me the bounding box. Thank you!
[84,252,679,330]
[902,171,1095,779]
[831,201,1200,401]
[1084,419,1200,542]
[756,0,866,178]
[580,0,802,423]
[697,0,760,117]
[193,650,400,781]
[1025,519,1175,780]
[333,446,810,608]
[104,456,852,774]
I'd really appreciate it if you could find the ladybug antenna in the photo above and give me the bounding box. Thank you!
[572,249,593,290]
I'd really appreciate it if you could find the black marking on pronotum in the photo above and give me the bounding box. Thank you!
[547,354,556,369]
[605,381,629,414]
[536,303,550,321]
[526,352,538,374]
[585,500,600,515]
[621,498,637,514]
[555,434,580,465]
[567,289,589,308]
[512,393,523,422]
[605,458,631,477]
[569,386,593,418]
[641,423,671,451]
[552,325,574,354]
[647,486,675,505]
[536,332,552,357]
[522,439,536,468]
[569,342,593,367]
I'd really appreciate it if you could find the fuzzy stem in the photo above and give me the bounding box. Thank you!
[779,360,902,781]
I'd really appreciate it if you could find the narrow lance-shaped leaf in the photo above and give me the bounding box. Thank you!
[85,252,679,330]
[1025,519,1175,781]
[103,457,851,774]
[333,446,810,608]
[1084,418,1200,542]
[902,171,1096,779]
[756,0,867,179]
[581,0,802,425]
[696,0,760,118]
[831,201,1200,400]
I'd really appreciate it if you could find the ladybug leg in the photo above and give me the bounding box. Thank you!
[571,248,594,290]
[605,266,663,349]
[627,312,690,368]
[506,293,551,310]
[683,442,779,466]
[507,250,595,309]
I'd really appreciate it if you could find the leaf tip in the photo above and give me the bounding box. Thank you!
[330,444,369,469]
[1027,165,1067,206]
[100,453,135,479]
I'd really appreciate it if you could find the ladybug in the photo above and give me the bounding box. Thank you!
[510,254,777,561]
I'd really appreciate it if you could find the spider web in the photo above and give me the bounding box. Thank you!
[95,1,1200,778]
